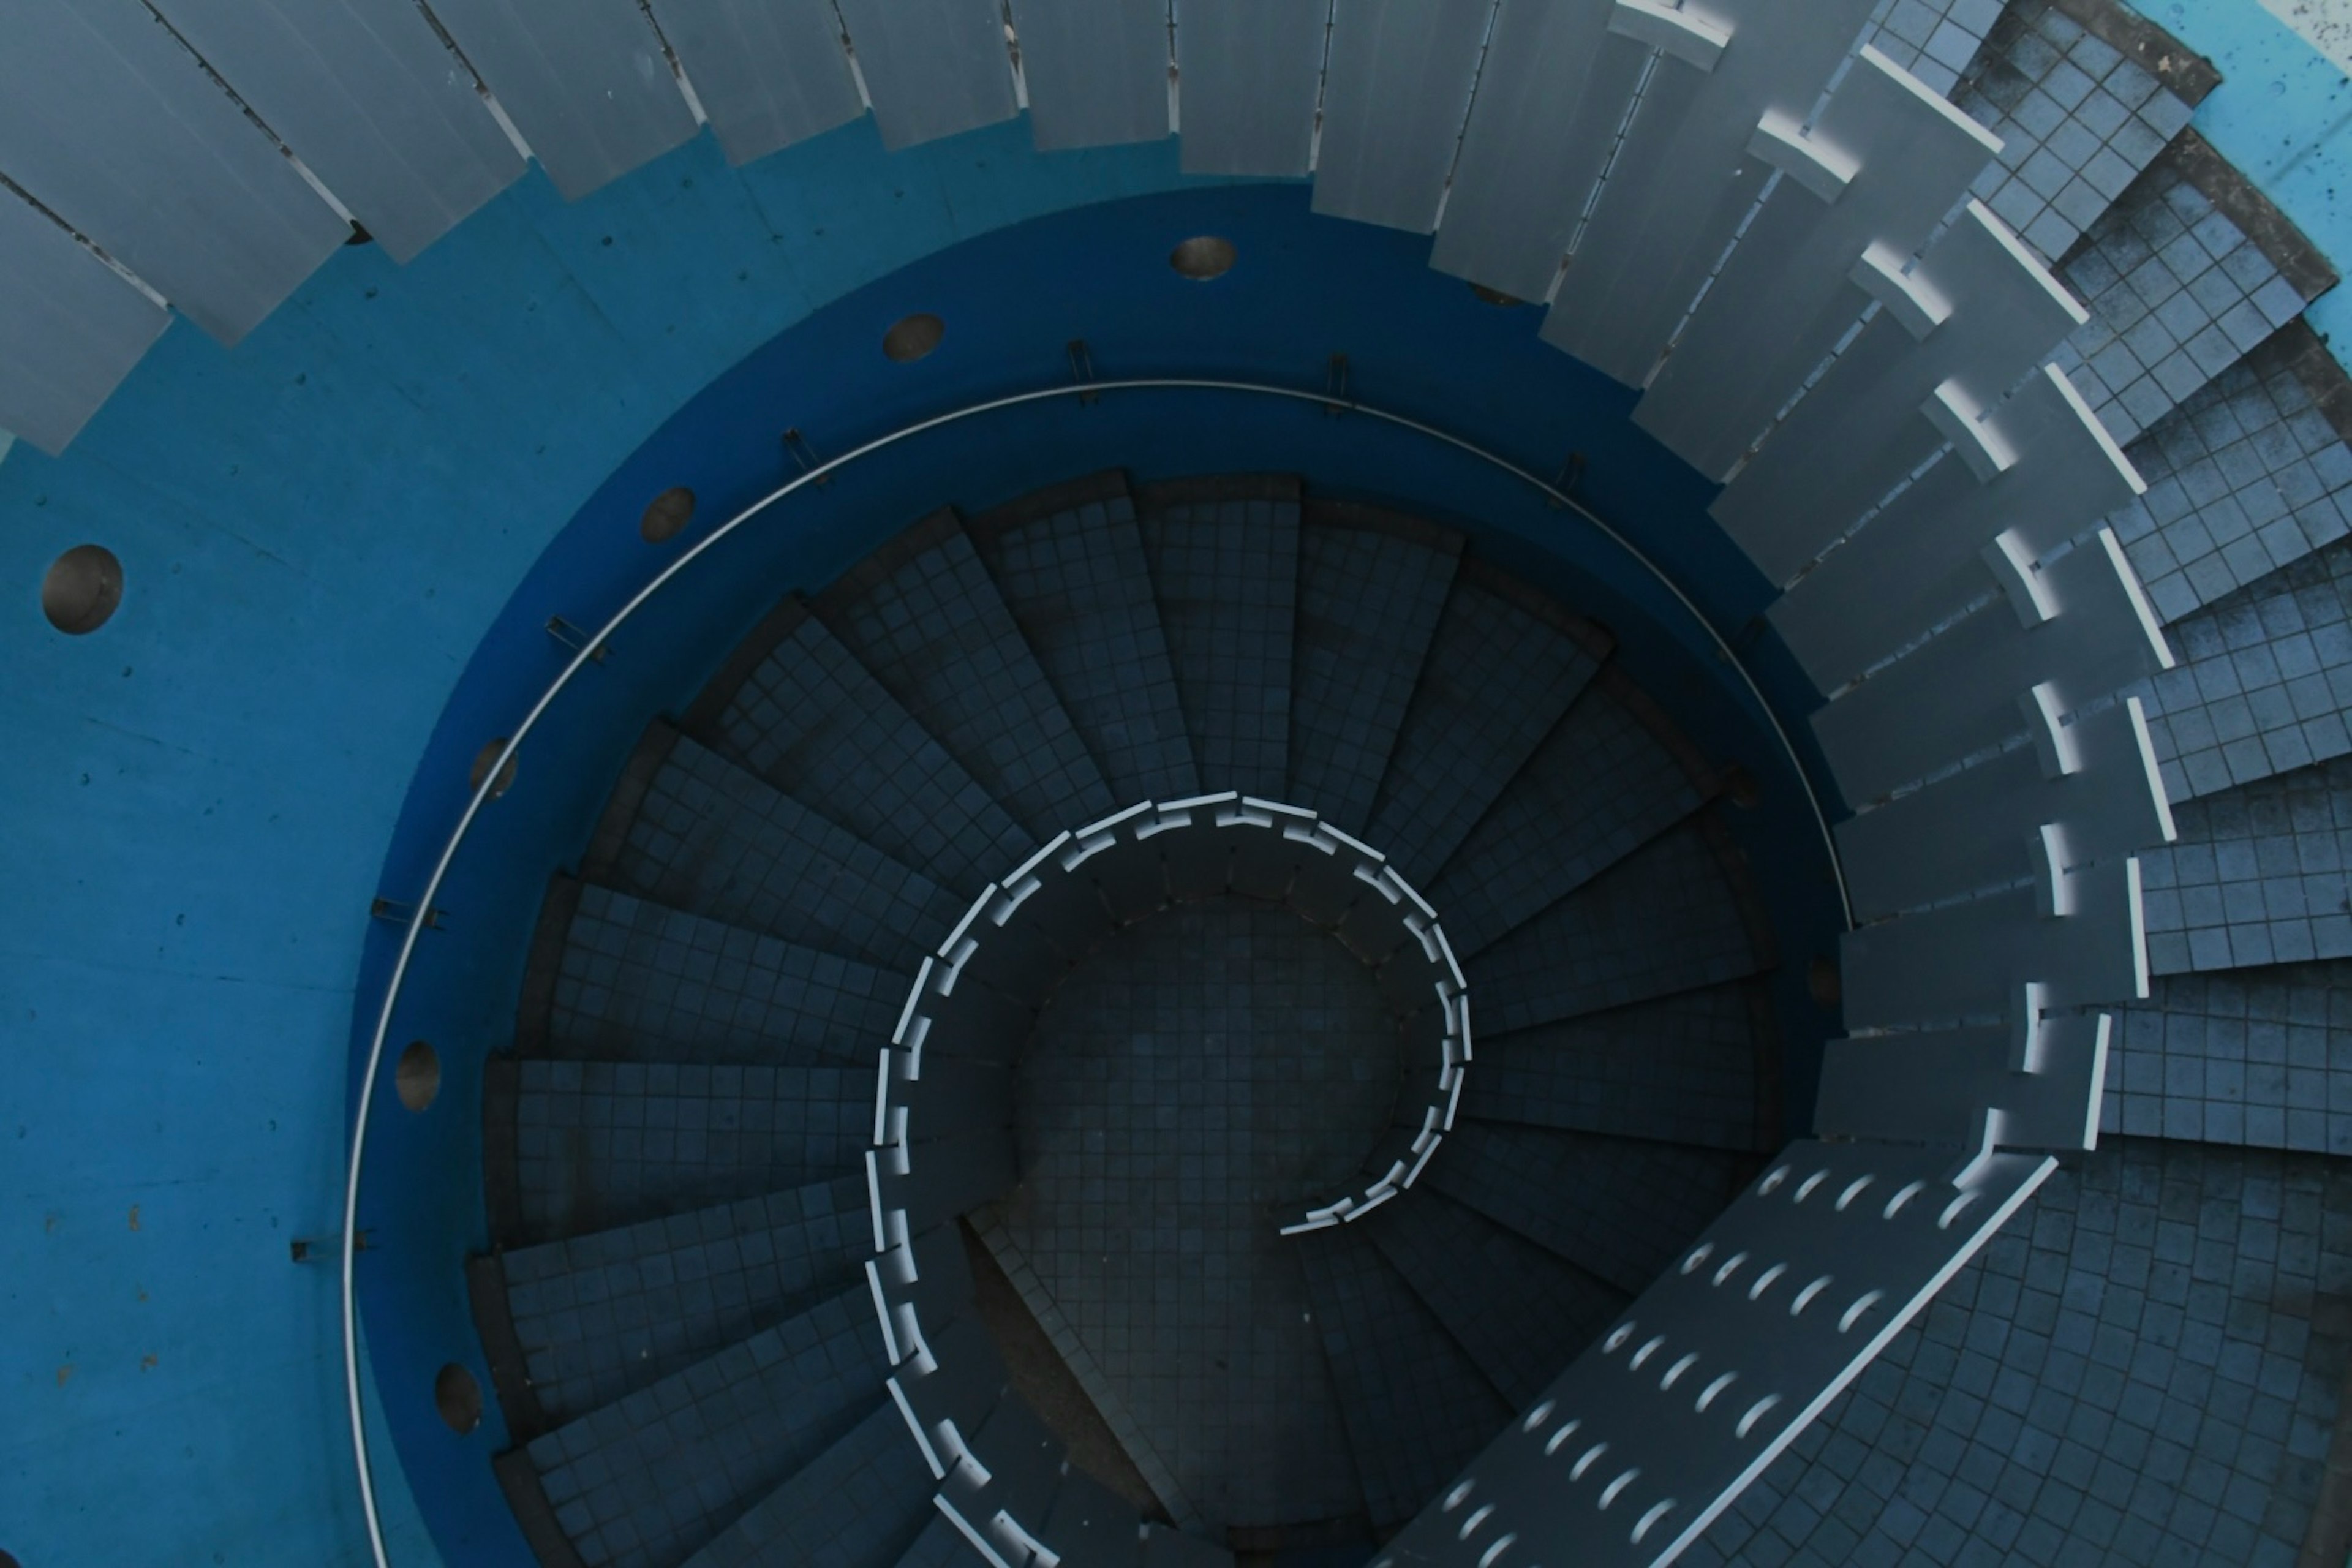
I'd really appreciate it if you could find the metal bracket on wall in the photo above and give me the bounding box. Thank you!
[1550,450,1587,508]
[1065,339,1098,405]
[292,1229,372,1264]
[543,616,611,662]
[782,427,831,486]
[1323,352,1350,417]
[369,897,447,930]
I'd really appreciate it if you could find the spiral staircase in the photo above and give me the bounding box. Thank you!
[10,2,2352,1567]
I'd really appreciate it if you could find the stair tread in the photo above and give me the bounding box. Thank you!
[891,1514,993,1568]
[544,885,902,1065]
[970,475,1202,803]
[1294,1221,1513,1531]
[595,726,961,973]
[524,1285,889,1568]
[1364,1188,1629,1409]
[682,1400,936,1568]
[1365,564,1608,886]
[818,510,1115,839]
[1285,507,1463,834]
[1429,671,1711,955]
[695,600,1033,897]
[1468,815,1770,1034]
[1136,478,1301,800]
[1426,1121,1755,1297]
[1460,984,1776,1153]
[514,1056,874,1242]
[499,1174,870,1426]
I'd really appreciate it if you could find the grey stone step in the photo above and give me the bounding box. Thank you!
[521,881,900,1065]
[1458,983,1779,1153]
[1284,503,1463,834]
[815,508,1115,840]
[2105,958,2352,1152]
[510,1055,873,1242]
[1293,1219,1513,1532]
[1362,1187,1629,1409]
[517,1285,890,1568]
[584,723,962,973]
[1135,475,1303,801]
[1466,815,1773,1034]
[1363,561,1611,886]
[967,471,1202,804]
[682,1400,937,1568]
[492,1174,870,1428]
[891,1515,995,1567]
[684,596,1033,897]
[2137,753,2352,976]
[1427,667,1715,956]
[1425,1120,1757,1297]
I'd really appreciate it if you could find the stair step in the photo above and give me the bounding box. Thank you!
[685,597,1033,897]
[1468,815,1771,1034]
[1459,984,1777,1152]
[1426,1121,1755,1297]
[2139,755,2352,975]
[1284,505,1463,834]
[1136,475,1302,800]
[1364,562,1611,886]
[494,1174,870,1427]
[521,1286,889,1568]
[1363,1188,1629,1409]
[586,723,962,973]
[1428,668,1713,956]
[513,1057,874,1242]
[891,1514,994,1568]
[816,508,1115,839]
[1294,1221,1512,1531]
[527,883,901,1064]
[682,1400,937,1568]
[968,472,1202,803]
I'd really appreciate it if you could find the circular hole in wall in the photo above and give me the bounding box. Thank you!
[883,313,945,363]
[1169,235,1237,281]
[639,485,696,543]
[434,1364,482,1434]
[41,545,124,635]
[2,1549,21,1568]
[469,739,518,801]
[396,1040,441,1112]
[1469,283,1526,307]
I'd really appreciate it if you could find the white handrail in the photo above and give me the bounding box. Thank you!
[339,376,1852,1567]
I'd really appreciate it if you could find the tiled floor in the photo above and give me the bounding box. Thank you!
[1000,895,1404,1532]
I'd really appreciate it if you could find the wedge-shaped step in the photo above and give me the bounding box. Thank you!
[511,1286,889,1568]
[586,724,963,973]
[493,1174,870,1427]
[1427,1121,1754,1297]
[1365,563,1611,884]
[524,883,902,1064]
[1294,1221,1512,1531]
[1468,816,1771,1034]
[1429,670,1714,955]
[682,1400,936,1568]
[1459,985,1776,1153]
[1136,476,1302,799]
[1286,505,1463,833]
[510,1057,875,1242]
[892,1515,991,1567]
[1363,1189,1629,1409]
[816,509,1114,839]
[685,598,1033,897]
[969,472,1201,803]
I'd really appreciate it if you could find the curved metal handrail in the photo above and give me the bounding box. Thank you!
[339,376,1853,1567]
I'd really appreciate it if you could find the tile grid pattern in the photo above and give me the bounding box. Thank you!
[1469,818,1765,1033]
[1864,0,2005,99]
[526,1287,889,1568]
[552,888,900,1063]
[1684,1142,2352,1568]
[1138,497,1301,801]
[1458,985,1771,1153]
[2138,755,2352,974]
[501,1174,870,1424]
[1427,1120,1753,1297]
[974,492,1202,804]
[1285,518,1461,834]
[1429,684,1708,955]
[821,522,1114,839]
[2103,960,2352,1155]
[616,734,960,973]
[709,610,1033,897]
[516,1058,876,1241]
[681,1401,935,1568]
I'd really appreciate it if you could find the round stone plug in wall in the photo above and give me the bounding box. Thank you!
[41,544,123,635]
